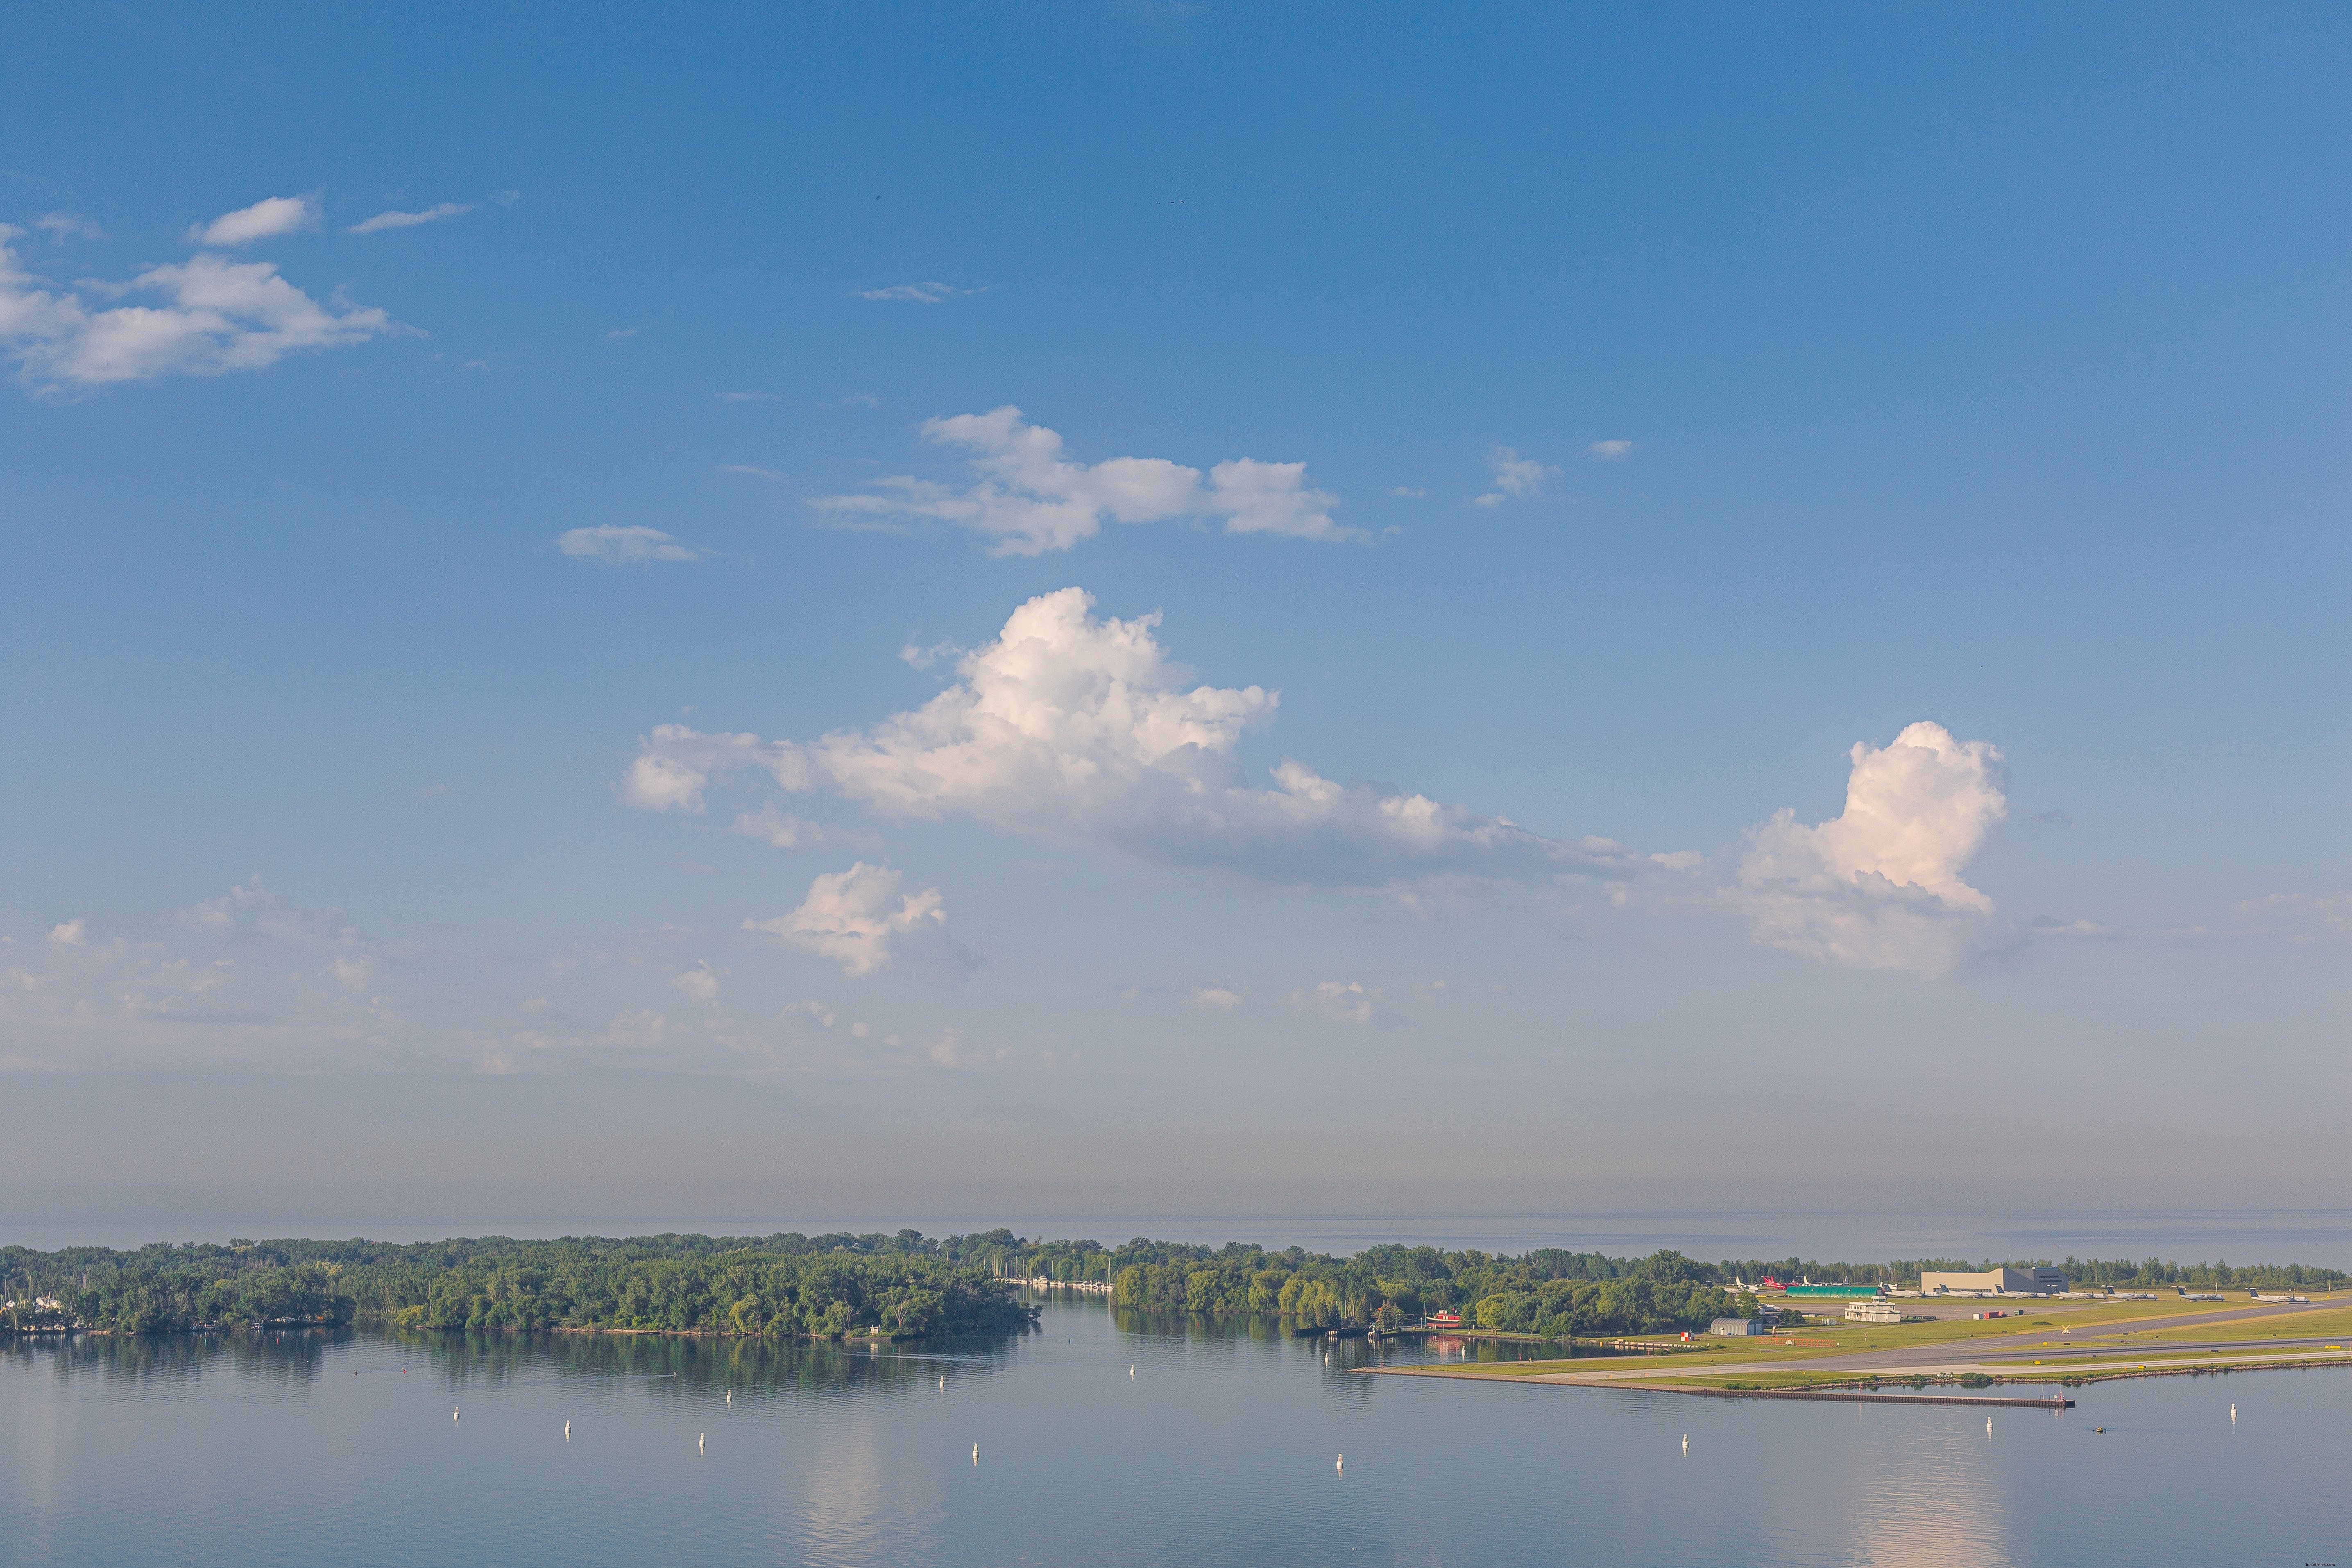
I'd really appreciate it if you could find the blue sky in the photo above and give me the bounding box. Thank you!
[3,4,2347,1240]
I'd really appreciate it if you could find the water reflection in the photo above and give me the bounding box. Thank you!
[6,1303,2349,1568]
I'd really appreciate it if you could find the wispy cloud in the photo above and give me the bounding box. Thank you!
[718,390,776,402]
[555,525,701,563]
[1387,486,1425,498]
[854,281,982,304]
[1588,439,1634,461]
[0,227,390,388]
[718,464,787,482]
[809,406,1348,555]
[2232,891,2352,943]
[732,803,880,852]
[897,637,961,670]
[348,202,473,235]
[606,327,637,340]
[1471,445,1559,507]
[189,196,317,248]
[33,212,104,242]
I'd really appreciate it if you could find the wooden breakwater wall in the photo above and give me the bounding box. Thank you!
[1667,1387,2073,1409]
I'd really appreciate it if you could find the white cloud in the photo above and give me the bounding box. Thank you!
[1,886,394,1067]
[34,212,104,242]
[625,587,1644,889]
[0,230,391,387]
[556,525,700,563]
[190,196,317,247]
[1295,979,1378,1025]
[1189,985,1244,1011]
[898,637,962,670]
[600,1009,670,1047]
[808,406,1349,555]
[1472,445,1559,507]
[854,281,979,303]
[731,803,879,852]
[606,327,637,339]
[719,464,786,482]
[1387,486,1426,498]
[347,202,473,234]
[1734,722,2009,973]
[1588,439,1634,461]
[747,863,975,982]
[672,962,724,1003]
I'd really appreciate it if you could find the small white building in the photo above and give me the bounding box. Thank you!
[1709,1317,1765,1336]
[1845,1298,1902,1323]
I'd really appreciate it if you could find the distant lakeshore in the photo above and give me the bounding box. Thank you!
[7,1230,2345,1344]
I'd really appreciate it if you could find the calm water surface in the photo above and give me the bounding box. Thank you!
[5,1295,2346,1567]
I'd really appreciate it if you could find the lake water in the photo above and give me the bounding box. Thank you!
[5,1294,2347,1567]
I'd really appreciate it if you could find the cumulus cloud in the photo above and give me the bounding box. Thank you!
[1588,439,1634,460]
[747,863,976,983]
[556,525,700,563]
[0,229,391,387]
[190,196,317,247]
[854,281,979,303]
[1734,722,2009,972]
[625,587,1642,889]
[348,202,473,234]
[808,407,1348,555]
[1472,445,1559,507]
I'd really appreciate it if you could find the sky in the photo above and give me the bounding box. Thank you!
[2,3,2348,1249]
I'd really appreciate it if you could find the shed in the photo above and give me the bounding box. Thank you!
[1709,1318,1765,1336]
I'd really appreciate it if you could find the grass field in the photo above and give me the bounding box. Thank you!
[1374,1296,2352,1388]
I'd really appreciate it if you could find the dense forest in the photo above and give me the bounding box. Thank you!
[1,1233,1029,1339]
[7,1230,2343,1339]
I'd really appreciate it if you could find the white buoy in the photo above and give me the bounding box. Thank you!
[1986,1416,1993,1435]
[1129,1364,1135,1379]
[1336,1454,1343,1473]
[939,1375,945,1389]
[564,1421,571,1440]
[453,1406,460,1422]
[699,1433,705,1453]
[1681,1434,1688,1453]
[972,1443,979,1464]
[725,1389,732,1405]
[2230,1403,2236,1423]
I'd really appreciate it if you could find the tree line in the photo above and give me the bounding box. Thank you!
[1,1234,1035,1338]
[10,1231,2341,1339]
[1717,1255,2349,1290]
